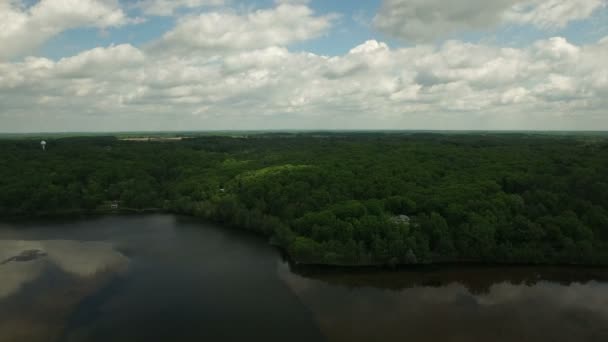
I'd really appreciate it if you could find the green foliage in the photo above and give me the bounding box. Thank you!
[1,133,608,265]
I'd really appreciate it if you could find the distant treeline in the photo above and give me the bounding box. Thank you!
[1,133,608,266]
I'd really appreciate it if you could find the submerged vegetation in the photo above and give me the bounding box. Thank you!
[1,133,608,266]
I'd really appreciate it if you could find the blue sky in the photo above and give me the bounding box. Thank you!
[1,0,607,132]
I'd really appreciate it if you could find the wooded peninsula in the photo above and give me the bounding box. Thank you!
[2,132,607,266]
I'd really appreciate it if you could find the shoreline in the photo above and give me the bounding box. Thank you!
[2,211,608,269]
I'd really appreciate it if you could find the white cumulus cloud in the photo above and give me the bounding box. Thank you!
[373,0,607,42]
[0,0,133,60]
[132,0,225,16]
[0,1,607,132]
[148,2,335,54]
[2,33,608,131]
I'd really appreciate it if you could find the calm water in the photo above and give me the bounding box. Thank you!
[1,215,607,342]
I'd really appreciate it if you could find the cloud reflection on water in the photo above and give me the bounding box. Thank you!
[0,240,129,300]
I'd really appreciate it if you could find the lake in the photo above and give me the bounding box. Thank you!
[1,215,607,342]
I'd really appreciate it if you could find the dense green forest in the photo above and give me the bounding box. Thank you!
[1,133,608,266]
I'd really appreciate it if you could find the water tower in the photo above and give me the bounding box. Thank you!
[41,140,47,151]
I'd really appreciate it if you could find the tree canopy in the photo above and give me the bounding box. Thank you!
[1,132,608,266]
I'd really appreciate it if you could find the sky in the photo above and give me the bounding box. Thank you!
[0,0,607,132]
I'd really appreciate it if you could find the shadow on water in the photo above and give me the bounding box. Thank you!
[59,275,130,342]
[287,263,608,294]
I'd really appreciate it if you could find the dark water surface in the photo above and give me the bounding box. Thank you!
[1,215,607,342]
